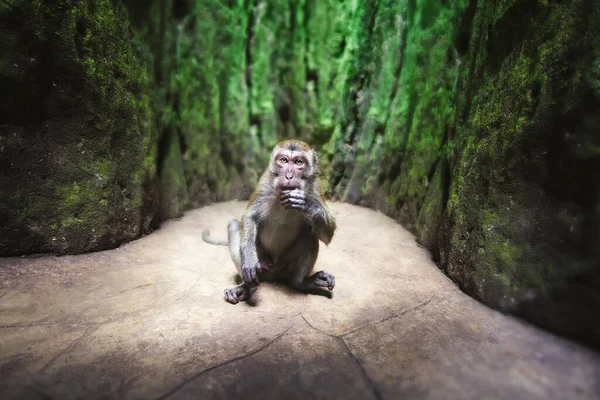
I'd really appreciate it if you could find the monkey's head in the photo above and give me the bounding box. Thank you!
[269,140,318,194]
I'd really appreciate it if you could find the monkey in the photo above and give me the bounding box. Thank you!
[202,140,337,304]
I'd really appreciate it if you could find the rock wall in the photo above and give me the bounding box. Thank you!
[0,0,157,255]
[314,0,600,345]
[1,0,599,345]
[442,0,600,347]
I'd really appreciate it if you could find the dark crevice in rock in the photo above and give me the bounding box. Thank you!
[123,0,150,29]
[8,29,58,126]
[303,0,318,93]
[301,313,402,400]
[386,157,402,184]
[344,74,366,146]
[457,4,486,125]
[388,17,407,108]
[306,68,319,86]
[425,136,446,186]
[156,129,172,179]
[455,0,477,58]
[341,296,436,338]
[245,2,260,146]
[342,340,383,400]
[183,12,196,33]
[485,0,539,76]
[0,322,60,329]
[177,125,187,158]
[301,316,338,338]
[329,156,347,199]
[74,18,87,59]
[153,0,168,84]
[546,102,598,208]
[276,99,292,127]
[289,0,297,34]
[217,68,243,176]
[205,174,217,196]
[172,0,189,21]
[140,174,160,231]
[406,0,417,30]
[332,0,381,199]
[244,3,255,88]
[39,328,90,374]
[335,37,347,59]
[375,13,408,189]
[403,90,419,141]
[346,1,379,146]
[440,144,452,213]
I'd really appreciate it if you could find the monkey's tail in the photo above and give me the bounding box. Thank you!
[202,229,229,246]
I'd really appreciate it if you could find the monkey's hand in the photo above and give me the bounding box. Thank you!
[241,259,261,286]
[281,189,335,245]
[280,189,314,213]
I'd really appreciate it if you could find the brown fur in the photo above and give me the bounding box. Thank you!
[203,140,337,305]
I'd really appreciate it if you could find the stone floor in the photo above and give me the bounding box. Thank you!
[1,201,599,399]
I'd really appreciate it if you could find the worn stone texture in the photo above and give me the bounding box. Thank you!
[1,202,599,399]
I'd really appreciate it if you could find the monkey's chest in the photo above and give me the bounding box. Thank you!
[257,210,305,259]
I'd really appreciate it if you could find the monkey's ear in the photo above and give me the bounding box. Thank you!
[312,150,318,168]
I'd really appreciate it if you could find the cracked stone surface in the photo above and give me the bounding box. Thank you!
[1,201,599,399]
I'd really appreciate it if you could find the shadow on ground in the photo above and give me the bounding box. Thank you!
[1,202,599,399]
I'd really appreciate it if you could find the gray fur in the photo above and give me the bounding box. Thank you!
[207,140,336,304]
[202,230,228,246]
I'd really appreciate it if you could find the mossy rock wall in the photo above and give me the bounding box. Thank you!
[309,0,600,345]
[0,0,157,255]
[440,0,600,346]
[128,0,318,214]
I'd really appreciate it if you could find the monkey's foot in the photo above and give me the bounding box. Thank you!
[224,283,257,305]
[305,270,335,291]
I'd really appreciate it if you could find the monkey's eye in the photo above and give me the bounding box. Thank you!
[294,159,304,166]
[279,156,288,164]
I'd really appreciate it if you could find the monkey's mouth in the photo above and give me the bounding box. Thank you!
[277,180,301,190]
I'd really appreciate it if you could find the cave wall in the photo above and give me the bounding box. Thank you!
[1,0,599,345]
[442,0,600,346]
[315,0,600,345]
[0,0,157,255]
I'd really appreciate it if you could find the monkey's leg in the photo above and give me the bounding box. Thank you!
[227,219,242,272]
[298,270,335,291]
[280,231,334,292]
[224,219,258,304]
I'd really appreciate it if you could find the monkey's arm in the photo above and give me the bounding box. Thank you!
[280,190,336,245]
[239,211,262,286]
[306,198,336,245]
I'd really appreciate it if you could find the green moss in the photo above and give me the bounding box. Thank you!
[61,217,84,228]
[57,182,108,211]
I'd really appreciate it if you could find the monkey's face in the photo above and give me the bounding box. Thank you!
[272,149,310,194]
